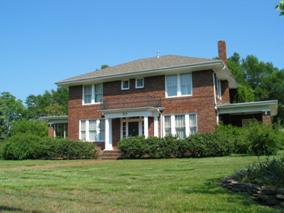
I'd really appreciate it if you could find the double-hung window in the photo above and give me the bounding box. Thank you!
[135,78,144,89]
[83,83,103,105]
[80,120,86,141]
[166,73,192,97]
[175,115,186,139]
[83,85,92,104]
[79,119,105,142]
[121,80,130,90]
[163,113,197,138]
[164,116,172,136]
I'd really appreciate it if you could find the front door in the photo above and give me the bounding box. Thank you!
[128,122,139,137]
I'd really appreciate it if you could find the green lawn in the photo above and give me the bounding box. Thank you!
[0,156,282,213]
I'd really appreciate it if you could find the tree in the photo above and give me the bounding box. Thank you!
[276,0,284,15]
[10,119,48,137]
[0,92,25,139]
[25,87,68,119]
[228,53,284,125]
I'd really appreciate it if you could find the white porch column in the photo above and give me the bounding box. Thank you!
[105,118,113,150]
[144,116,149,138]
[154,115,159,137]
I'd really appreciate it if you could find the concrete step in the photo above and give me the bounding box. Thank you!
[101,150,122,160]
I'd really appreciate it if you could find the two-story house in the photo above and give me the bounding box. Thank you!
[47,41,278,154]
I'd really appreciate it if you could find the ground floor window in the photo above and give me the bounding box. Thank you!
[121,117,144,139]
[163,113,197,138]
[79,119,105,142]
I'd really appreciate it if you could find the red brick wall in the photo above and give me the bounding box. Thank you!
[148,117,154,137]
[112,118,120,149]
[48,126,54,137]
[262,114,272,124]
[67,70,217,140]
[217,80,230,104]
[68,86,103,140]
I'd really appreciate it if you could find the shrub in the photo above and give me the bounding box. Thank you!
[236,158,284,187]
[246,123,279,156]
[2,134,96,160]
[11,119,48,137]
[119,136,147,159]
[186,133,232,157]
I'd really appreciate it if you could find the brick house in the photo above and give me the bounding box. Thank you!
[47,41,278,152]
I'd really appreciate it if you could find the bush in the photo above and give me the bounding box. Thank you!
[246,123,279,156]
[11,119,48,137]
[119,134,232,159]
[187,133,232,157]
[119,123,282,159]
[2,134,96,160]
[236,158,284,187]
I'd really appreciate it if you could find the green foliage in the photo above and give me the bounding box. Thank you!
[119,134,232,159]
[0,92,25,140]
[10,119,48,137]
[2,134,96,160]
[236,158,284,187]
[228,53,284,125]
[246,124,279,156]
[25,87,68,119]
[119,124,282,159]
[276,0,284,15]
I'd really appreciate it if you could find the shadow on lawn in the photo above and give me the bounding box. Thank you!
[183,178,257,207]
[0,205,41,213]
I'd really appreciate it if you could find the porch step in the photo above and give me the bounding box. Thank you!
[101,150,122,160]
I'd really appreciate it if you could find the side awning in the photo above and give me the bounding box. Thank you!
[217,100,278,116]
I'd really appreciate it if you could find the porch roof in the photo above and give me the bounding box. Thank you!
[217,100,278,116]
[99,107,163,119]
[40,115,68,125]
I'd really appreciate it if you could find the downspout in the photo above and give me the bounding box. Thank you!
[212,72,219,125]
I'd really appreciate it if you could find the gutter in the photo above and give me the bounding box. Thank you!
[56,60,225,86]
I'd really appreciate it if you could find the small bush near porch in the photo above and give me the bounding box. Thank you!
[119,123,283,159]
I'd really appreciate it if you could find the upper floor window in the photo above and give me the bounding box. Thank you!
[83,83,103,105]
[121,80,130,90]
[165,73,192,97]
[216,80,222,99]
[135,78,144,89]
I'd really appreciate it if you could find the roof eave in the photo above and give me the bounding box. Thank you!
[56,60,237,88]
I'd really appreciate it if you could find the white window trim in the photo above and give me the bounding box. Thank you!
[216,79,222,100]
[165,73,193,98]
[79,119,105,142]
[120,117,144,139]
[135,78,144,89]
[162,113,198,138]
[121,79,130,90]
[82,84,103,105]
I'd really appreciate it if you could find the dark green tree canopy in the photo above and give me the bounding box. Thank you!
[276,0,284,15]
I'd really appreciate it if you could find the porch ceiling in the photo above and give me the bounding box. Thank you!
[217,100,278,116]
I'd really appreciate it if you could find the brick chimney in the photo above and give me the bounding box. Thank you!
[218,40,227,64]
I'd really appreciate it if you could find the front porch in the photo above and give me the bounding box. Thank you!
[100,107,161,151]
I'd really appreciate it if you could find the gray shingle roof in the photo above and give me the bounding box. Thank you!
[57,55,214,85]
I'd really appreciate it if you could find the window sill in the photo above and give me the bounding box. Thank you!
[82,102,103,106]
[165,94,193,99]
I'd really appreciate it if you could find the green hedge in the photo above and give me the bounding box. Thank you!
[119,123,281,159]
[2,134,96,160]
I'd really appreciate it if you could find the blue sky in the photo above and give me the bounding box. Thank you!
[0,0,283,101]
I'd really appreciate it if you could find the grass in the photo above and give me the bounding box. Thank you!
[0,156,283,213]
